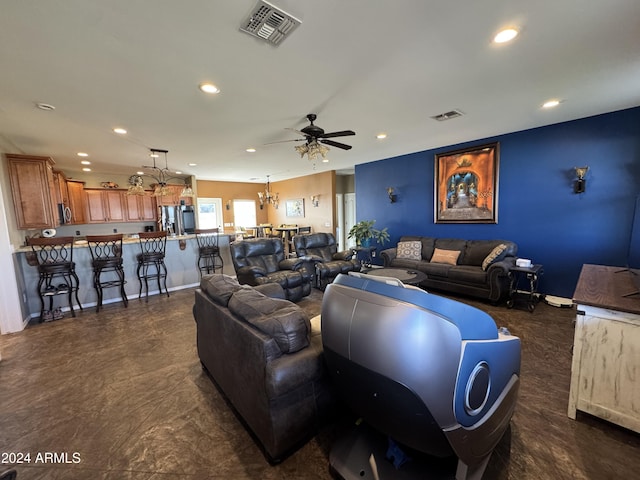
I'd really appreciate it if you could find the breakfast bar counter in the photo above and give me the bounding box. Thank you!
[14,234,234,319]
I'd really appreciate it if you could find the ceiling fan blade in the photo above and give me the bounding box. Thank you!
[320,130,356,139]
[285,127,308,137]
[264,138,306,145]
[320,139,352,150]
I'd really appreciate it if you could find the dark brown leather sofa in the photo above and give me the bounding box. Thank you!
[380,236,517,302]
[193,274,335,463]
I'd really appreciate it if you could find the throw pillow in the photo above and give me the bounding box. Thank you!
[430,248,460,265]
[482,243,508,271]
[396,241,422,261]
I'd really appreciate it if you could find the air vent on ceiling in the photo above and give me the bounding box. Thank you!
[240,0,301,46]
[431,110,464,121]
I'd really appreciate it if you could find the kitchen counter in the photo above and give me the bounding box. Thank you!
[14,233,234,318]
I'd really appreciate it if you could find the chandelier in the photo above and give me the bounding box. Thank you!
[257,175,279,209]
[294,140,329,162]
[127,148,194,197]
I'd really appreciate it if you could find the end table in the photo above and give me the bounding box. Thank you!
[507,264,543,312]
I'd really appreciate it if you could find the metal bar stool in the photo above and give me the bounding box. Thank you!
[195,228,224,277]
[27,236,82,322]
[136,231,169,301]
[86,234,128,312]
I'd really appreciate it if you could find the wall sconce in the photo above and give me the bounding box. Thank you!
[257,192,265,209]
[226,200,231,210]
[311,195,320,207]
[387,187,397,203]
[574,166,589,193]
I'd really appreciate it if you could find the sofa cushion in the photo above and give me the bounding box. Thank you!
[482,243,508,271]
[448,265,489,284]
[200,274,242,306]
[430,248,461,265]
[397,241,422,260]
[229,287,310,353]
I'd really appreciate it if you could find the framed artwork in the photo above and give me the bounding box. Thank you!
[285,198,305,217]
[434,142,499,223]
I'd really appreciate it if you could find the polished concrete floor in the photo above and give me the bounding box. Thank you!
[0,286,638,479]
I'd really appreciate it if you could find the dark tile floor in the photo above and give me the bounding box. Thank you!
[0,287,638,479]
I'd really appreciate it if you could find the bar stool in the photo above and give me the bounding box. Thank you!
[86,234,127,312]
[195,228,224,277]
[136,231,169,301]
[27,236,82,322]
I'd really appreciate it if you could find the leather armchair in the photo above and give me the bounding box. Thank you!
[230,238,312,302]
[293,232,361,289]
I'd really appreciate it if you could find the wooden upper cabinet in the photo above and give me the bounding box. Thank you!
[154,184,193,206]
[124,192,157,222]
[6,154,57,230]
[66,180,87,224]
[104,190,125,222]
[84,189,126,223]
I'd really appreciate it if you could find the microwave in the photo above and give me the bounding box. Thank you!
[57,203,72,224]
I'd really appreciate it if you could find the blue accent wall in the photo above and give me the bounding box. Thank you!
[355,107,640,298]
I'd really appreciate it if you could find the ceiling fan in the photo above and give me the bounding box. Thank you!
[288,113,356,150]
[267,114,356,155]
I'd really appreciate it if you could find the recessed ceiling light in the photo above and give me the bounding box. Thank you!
[376,133,387,139]
[82,167,91,172]
[542,99,561,109]
[175,171,182,175]
[113,127,127,134]
[77,152,89,157]
[80,160,91,165]
[188,163,197,167]
[136,171,144,175]
[494,28,519,44]
[246,148,256,153]
[199,83,220,94]
[322,159,329,163]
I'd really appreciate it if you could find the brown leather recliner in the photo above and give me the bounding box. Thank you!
[293,232,361,289]
[230,238,312,302]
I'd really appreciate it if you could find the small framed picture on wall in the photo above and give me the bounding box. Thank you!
[285,198,305,217]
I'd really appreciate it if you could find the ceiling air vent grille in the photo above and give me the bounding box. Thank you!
[431,110,464,121]
[240,1,301,46]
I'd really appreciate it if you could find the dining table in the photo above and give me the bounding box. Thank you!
[273,226,299,256]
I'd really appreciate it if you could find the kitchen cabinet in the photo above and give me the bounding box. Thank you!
[85,189,126,223]
[6,154,57,230]
[154,184,193,206]
[66,180,87,224]
[124,192,157,222]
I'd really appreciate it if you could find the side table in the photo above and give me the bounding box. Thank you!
[353,246,377,267]
[507,264,543,312]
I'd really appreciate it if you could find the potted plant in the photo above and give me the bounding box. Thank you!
[347,220,390,247]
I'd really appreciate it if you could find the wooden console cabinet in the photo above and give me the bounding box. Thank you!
[569,264,640,433]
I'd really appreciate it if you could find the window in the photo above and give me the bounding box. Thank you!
[197,198,223,229]
[233,199,257,229]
